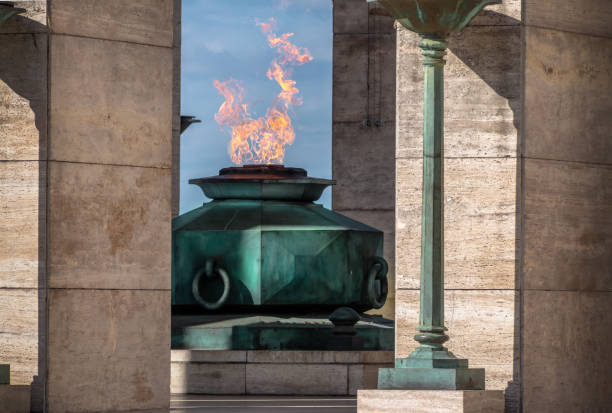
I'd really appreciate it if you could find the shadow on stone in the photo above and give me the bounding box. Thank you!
[448,11,521,413]
[0,13,47,413]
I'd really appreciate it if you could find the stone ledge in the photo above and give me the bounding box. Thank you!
[171,350,394,396]
[171,350,394,365]
[358,390,504,413]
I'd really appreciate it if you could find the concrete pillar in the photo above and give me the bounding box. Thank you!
[1,1,177,411]
[332,0,396,319]
[522,1,612,411]
[394,1,521,411]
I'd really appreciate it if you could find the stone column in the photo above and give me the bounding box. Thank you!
[332,0,397,319]
[522,1,612,411]
[43,1,175,411]
[2,1,178,412]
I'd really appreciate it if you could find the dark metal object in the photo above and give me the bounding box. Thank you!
[172,164,389,313]
[0,2,26,26]
[180,115,201,134]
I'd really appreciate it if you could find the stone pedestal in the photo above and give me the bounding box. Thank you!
[357,390,504,413]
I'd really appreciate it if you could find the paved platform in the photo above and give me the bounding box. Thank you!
[171,395,357,412]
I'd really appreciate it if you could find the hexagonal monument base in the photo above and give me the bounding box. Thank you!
[378,367,485,390]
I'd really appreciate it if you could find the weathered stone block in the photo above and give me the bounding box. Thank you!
[357,390,504,413]
[333,34,368,122]
[246,364,348,395]
[524,159,612,291]
[368,2,396,33]
[367,33,396,119]
[524,26,612,165]
[396,26,520,159]
[0,384,30,413]
[172,350,246,363]
[396,158,517,290]
[0,161,44,289]
[0,288,43,409]
[524,0,612,38]
[333,0,368,34]
[48,161,171,290]
[49,35,173,168]
[0,34,47,161]
[47,289,170,412]
[332,123,395,211]
[349,364,392,395]
[395,290,517,394]
[170,362,245,395]
[50,0,174,47]
[523,290,612,413]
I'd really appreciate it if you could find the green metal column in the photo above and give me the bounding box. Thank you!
[371,0,502,390]
[417,36,449,352]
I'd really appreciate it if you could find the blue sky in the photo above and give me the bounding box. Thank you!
[180,0,333,213]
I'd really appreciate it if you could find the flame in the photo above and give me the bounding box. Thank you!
[214,18,313,165]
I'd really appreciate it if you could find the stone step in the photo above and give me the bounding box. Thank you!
[0,384,30,413]
[171,350,394,396]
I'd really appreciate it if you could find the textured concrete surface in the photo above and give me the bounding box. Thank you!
[524,0,612,38]
[47,289,170,413]
[521,2,612,411]
[49,0,174,47]
[247,364,348,395]
[332,0,396,319]
[171,0,181,217]
[524,159,612,291]
[49,34,173,168]
[332,124,395,211]
[357,390,504,413]
[47,161,171,290]
[523,290,612,412]
[171,395,357,413]
[524,26,612,165]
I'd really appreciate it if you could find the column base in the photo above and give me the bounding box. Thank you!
[378,366,485,390]
[358,390,504,413]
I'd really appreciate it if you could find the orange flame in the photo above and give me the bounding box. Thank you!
[214,18,313,165]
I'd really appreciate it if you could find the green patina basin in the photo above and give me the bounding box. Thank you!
[172,165,388,313]
[368,0,500,37]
